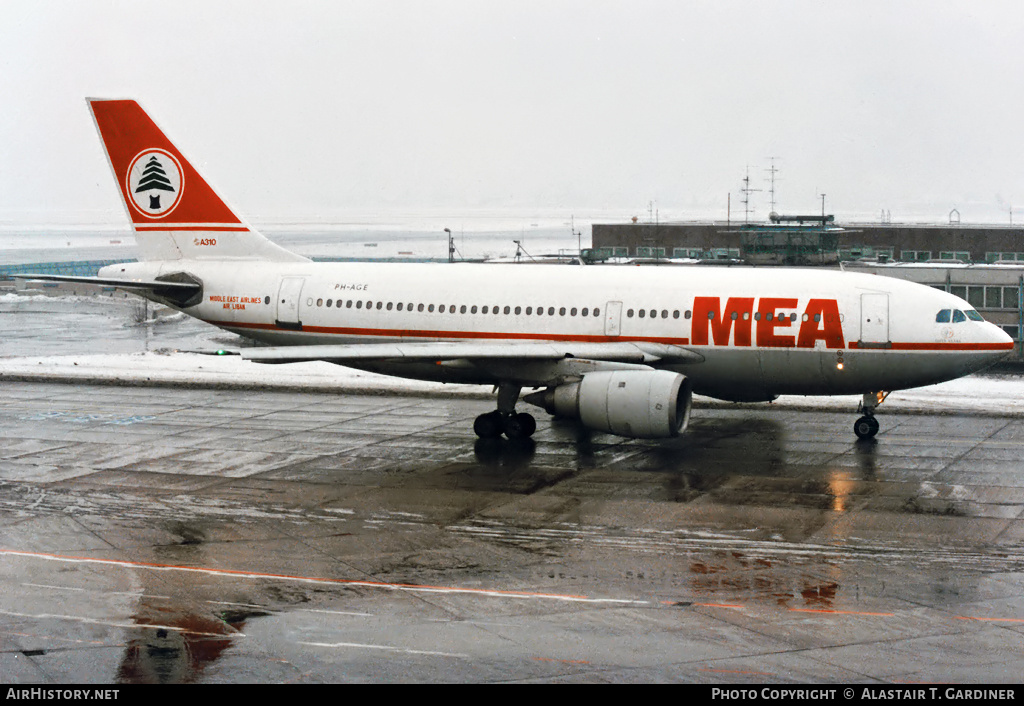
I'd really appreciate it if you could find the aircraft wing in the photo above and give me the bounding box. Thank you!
[240,341,704,365]
[240,340,703,387]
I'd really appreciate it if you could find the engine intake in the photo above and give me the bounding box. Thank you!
[524,370,692,439]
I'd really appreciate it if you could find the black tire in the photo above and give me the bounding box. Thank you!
[474,411,504,438]
[504,412,537,439]
[854,415,879,439]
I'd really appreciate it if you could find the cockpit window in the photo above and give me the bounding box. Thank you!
[965,309,984,322]
[952,310,966,323]
[936,309,951,323]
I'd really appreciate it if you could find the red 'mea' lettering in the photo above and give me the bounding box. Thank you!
[691,297,844,349]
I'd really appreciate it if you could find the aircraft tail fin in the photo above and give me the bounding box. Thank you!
[88,99,307,263]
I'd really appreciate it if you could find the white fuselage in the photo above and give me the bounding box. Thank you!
[103,260,1013,401]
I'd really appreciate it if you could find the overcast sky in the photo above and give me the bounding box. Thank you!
[2,1,1023,228]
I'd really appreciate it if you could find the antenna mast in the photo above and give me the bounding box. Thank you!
[740,166,762,224]
[765,157,780,214]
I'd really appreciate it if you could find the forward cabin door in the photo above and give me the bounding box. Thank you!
[604,301,623,337]
[276,276,306,330]
[859,293,890,348]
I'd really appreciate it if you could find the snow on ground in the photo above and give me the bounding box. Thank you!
[1,351,1022,415]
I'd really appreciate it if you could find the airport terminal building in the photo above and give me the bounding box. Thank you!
[592,217,1024,361]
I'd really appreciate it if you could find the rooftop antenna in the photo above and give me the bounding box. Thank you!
[765,157,780,214]
[740,166,761,224]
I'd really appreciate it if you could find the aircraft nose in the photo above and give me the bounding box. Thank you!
[982,322,1015,359]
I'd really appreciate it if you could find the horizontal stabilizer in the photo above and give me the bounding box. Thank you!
[12,274,201,306]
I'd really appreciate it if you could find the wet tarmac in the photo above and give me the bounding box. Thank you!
[2,380,1024,683]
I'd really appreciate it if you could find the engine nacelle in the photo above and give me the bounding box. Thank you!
[524,370,692,439]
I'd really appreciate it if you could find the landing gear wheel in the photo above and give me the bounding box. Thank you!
[854,415,879,440]
[503,412,537,439]
[474,411,504,439]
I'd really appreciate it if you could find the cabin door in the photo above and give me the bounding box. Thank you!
[604,301,623,337]
[276,276,306,330]
[859,293,890,347]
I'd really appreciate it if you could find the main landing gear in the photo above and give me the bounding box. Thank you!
[854,391,890,440]
[474,383,537,439]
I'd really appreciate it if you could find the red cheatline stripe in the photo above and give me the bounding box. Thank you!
[210,320,1013,352]
[135,225,249,231]
[211,320,689,345]
[848,341,1013,351]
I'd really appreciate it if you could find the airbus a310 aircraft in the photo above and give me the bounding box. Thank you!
[25,99,1014,441]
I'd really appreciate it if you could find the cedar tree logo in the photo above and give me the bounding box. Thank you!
[126,149,184,218]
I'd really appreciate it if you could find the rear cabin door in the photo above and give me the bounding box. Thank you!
[859,293,890,347]
[276,276,305,330]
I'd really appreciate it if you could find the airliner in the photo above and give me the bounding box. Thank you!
[22,99,1014,441]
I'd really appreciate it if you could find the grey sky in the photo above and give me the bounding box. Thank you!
[2,1,1023,227]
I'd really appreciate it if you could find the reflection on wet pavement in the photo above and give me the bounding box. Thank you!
[2,381,1024,683]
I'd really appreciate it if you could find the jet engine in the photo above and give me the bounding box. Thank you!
[524,370,692,439]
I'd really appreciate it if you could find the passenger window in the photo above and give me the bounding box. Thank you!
[525,306,532,315]
[952,310,966,323]
[936,309,951,323]
[548,307,555,316]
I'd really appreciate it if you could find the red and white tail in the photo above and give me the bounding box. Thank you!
[88,99,306,263]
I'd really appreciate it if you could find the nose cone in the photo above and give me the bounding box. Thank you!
[969,322,1016,372]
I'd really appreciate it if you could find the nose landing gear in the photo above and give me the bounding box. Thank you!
[854,391,889,440]
[474,383,537,439]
